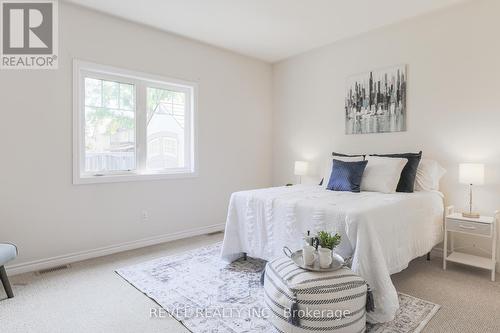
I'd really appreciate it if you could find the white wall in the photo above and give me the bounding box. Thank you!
[0,3,272,271]
[272,0,500,254]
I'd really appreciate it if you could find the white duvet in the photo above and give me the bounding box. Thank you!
[220,184,444,323]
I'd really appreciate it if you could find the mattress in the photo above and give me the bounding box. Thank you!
[220,184,444,323]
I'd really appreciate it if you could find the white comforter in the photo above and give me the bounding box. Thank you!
[220,185,444,323]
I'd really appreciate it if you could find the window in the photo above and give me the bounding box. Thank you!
[74,60,197,184]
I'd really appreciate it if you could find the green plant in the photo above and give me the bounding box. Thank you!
[317,231,341,250]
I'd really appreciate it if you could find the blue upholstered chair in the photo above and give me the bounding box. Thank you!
[0,243,18,298]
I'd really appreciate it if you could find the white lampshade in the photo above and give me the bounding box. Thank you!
[459,163,484,185]
[294,161,308,176]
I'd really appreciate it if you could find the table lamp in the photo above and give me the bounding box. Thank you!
[294,161,308,184]
[459,163,484,218]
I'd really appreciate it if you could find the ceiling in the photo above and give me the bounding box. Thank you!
[65,0,469,63]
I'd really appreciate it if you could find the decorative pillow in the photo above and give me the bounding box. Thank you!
[371,151,422,193]
[321,155,365,186]
[332,152,365,159]
[361,156,408,193]
[415,159,446,191]
[327,159,368,192]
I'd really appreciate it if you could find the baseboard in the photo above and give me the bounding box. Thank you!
[6,223,225,276]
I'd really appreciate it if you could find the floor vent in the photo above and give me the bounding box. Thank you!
[37,264,70,275]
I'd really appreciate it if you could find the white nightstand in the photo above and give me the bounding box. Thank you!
[443,206,498,281]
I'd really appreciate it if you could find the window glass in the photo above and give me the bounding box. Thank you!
[146,87,186,170]
[84,78,136,173]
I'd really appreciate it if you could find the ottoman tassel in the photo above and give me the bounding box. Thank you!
[366,285,375,312]
[289,294,300,326]
[260,266,266,286]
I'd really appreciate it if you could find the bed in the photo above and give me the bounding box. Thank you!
[220,184,444,323]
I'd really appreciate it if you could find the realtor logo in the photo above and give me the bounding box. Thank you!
[1,0,58,69]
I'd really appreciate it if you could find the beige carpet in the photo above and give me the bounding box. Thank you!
[1,233,499,333]
[392,253,500,332]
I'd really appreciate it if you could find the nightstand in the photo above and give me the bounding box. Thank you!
[443,206,498,281]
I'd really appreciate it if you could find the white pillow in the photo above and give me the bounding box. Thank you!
[361,156,407,193]
[322,156,364,187]
[415,159,446,191]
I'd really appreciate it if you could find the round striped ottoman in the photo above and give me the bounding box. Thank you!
[263,256,369,333]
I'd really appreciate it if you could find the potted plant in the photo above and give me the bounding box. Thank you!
[316,231,341,268]
[317,231,341,250]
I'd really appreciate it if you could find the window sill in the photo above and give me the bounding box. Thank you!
[73,170,198,185]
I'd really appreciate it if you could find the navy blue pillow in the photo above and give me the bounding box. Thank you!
[319,152,365,186]
[327,159,368,192]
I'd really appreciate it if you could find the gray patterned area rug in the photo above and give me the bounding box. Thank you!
[116,243,440,333]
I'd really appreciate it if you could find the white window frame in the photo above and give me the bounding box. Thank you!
[73,59,198,184]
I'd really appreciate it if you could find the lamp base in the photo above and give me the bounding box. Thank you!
[462,211,480,219]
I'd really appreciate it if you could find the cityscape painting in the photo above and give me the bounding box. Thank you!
[345,65,407,134]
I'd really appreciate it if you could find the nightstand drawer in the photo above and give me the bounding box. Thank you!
[446,219,492,236]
